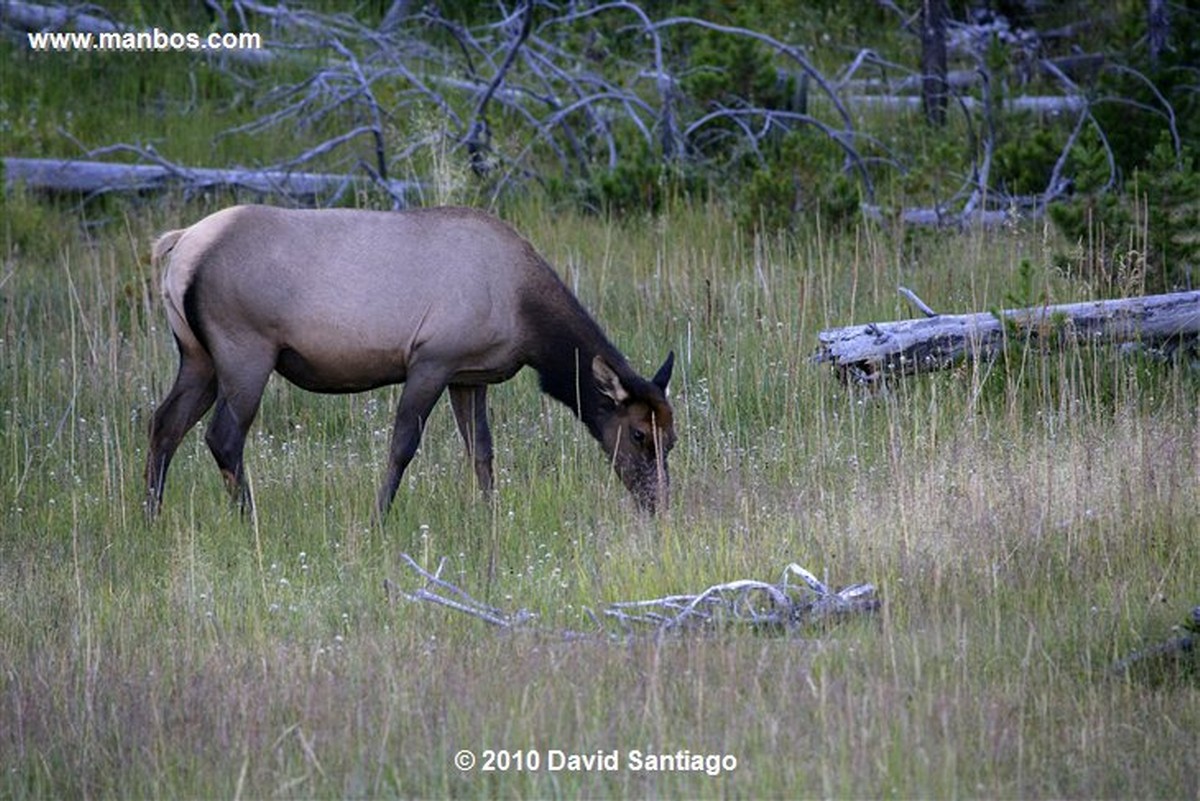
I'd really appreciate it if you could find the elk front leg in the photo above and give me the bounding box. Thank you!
[376,370,449,521]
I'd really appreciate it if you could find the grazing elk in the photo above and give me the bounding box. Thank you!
[145,205,675,519]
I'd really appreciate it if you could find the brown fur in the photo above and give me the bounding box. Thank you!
[145,204,675,519]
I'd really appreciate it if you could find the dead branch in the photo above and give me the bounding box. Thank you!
[235,0,379,43]
[462,0,534,175]
[854,74,1088,228]
[541,2,684,166]
[898,285,938,317]
[326,39,390,184]
[957,63,993,222]
[392,553,879,637]
[838,7,1135,229]
[814,289,1200,384]
[652,13,870,198]
[603,563,880,632]
[6,0,1162,223]
[5,3,876,207]
[389,554,535,628]
[1110,605,1199,680]
[623,3,685,163]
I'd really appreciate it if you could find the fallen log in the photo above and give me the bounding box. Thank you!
[2,0,275,66]
[860,204,1015,229]
[814,289,1200,384]
[2,156,420,205]
[843,94,1086,115]
[1,1,123,35]
[839,55,1107,94]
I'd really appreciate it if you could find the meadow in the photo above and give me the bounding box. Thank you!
[1,191,1198,798]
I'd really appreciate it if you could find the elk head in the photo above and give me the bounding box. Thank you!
[592,351,676,513]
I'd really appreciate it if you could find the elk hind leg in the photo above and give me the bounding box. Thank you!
[204,364,272,515]
[450,384,494,494]
[146,353,217,517]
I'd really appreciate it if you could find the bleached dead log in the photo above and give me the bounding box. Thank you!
[1,1,123,34]
[844,94,1086,115]
[841,55,1107,95]
[840,68,980,94]
[2,156,420,205]
[814,289,1200,384]
[2,1,275,66]
[861,204,1017,228]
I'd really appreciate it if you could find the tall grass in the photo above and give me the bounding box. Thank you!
[1,192,1197,798]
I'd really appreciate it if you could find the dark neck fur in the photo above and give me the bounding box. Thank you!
[520,276,630,441]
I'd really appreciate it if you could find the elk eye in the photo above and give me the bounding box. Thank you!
[631,428,647,445]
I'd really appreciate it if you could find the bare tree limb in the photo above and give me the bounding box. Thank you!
[652,14,869,196]
[328,38,390,184]
[1102,63,1182,167]
[8,0,1171,226]
[393,554,879,635]
[959,65,994,223]
[898,286,939,317]
[391,553,533,628]
[461,0,535,176]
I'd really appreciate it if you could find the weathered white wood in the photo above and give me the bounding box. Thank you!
[2,1,275,65]
[2,157,420,204]
[844,94,1086,115]
[815,290,1200,383]
[1,1,122,34]
[860,203,1015,228]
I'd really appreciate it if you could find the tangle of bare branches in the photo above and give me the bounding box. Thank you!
[4,0,1184,224]
[389,553,880,637]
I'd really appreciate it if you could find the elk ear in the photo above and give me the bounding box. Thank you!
[593,356,629,404]
[652,350,675,392]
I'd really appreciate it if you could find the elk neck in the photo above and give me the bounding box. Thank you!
[518,275,632,441]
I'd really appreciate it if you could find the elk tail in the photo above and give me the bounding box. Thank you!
[151,229,186,269]
[153,229,207,355]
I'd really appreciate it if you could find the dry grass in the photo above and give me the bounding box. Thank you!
[2,196,1198,798]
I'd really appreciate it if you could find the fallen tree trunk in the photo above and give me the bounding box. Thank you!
[1,1,123,35]
[839,55,1107,94]
[860,204,1015,228]
[814,290,1200,383]
[844,94,1086,115]
[2,156,420,205]
[1,1,275,66]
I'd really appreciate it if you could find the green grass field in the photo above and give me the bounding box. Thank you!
[2,191,1197,798]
